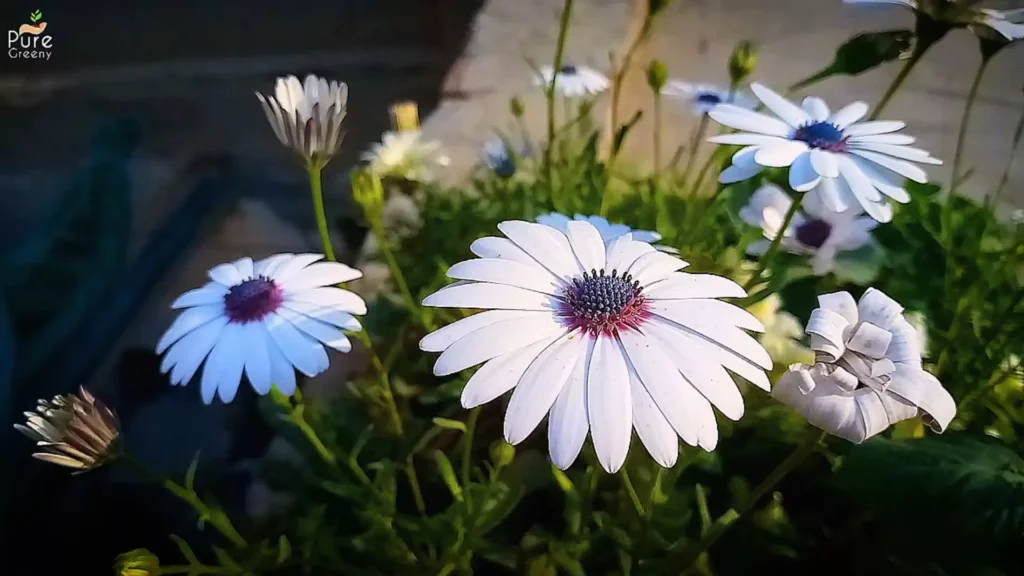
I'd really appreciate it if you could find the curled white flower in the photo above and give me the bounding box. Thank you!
[536,213,679,254]
[772,289,956,443]
[662,81,756,116]
[420,218,772,472]
[157,254,366,404]
[740,184,877,275]
[709,83,941,223]
[535,64,609,98]
[256,75,348,164]
[362,131,451,182]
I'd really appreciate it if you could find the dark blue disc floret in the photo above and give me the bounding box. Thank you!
[795,219,832,249]
[793,121,849,153]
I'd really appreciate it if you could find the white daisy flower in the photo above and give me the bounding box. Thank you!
[772,289,956,443]
[536,213,679,254]
[709,83,942,223]
[845,1,1024,43]
[362,131,451,182]
[418,218,772,472]
[662,81,756,116]
[157,254,366,404]
[535,64,610,98]
[739,184,877,275]
[256,75,348,165]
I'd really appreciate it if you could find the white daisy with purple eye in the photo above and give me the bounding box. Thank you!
[157,254,366,404]
[740,184,877,276]
[419,218,772,472]
[536,213,679,254]
[708,83,941,223]
[535,64,609,98]
[661,81,755,116]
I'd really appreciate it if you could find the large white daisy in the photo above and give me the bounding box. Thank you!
[772,289,956,443]
[536,213,679,254]
[157,254,366,404]
[535,64,610,98]
[740,184,877,275]
[709,83,941,223]
[418,219,772,472]
[662,81,756,116]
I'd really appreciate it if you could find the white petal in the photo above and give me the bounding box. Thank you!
[649,299,764,332]
[548,348,591,469]
[850,157,911,203]
[802,97,830,121]
[828,102,869,128]
[287,287,367,315]
[644,319,745,420]
[470,237,549,269]
[422,283,557,311]
[266,312,329,377]
[692,330,770,391]
[850,133,915,145]
[653,312,773,369]
[629,362,679,467]
[267,335,297,396]
[461,338,555,408]
[498,221,581,279]
[244,324,273,395]
[857,287,903,329]
[844,121,905,137]
[587,336,633,472]
[707,134,791,146]
[887,368,956,433]
[157,305,225,354]
[200,322,245,404]
[849,142,941,165]
[709,105,793,137]
[420,310,537,352]
[279,307,351,353]
[232,257,255,280]
[790,151,822,192]
[270,253,325,283]
[719,162,765,184]
[433,314,565,376]
[278,262,363,292]
[166,317,229,386]
[281,300,362,331]
[629,251,688,286]
[813,174,851,213]
[447,259,562,294]
[254,253,293,277]
[208,263,243,287]
[504,331,586,445]
[171,283,228,310]
[751,83,810,127]
[645,273,747,300]
[605,235,656,273]
[809,149,840,179]
[565,220,607,273]
[536,212,572,232]
[837,155,883,203]
[755,141,809,167]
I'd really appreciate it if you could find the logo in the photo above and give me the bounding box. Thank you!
[8,10,52,60]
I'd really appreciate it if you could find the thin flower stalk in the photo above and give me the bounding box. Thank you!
[743,200,801,291]
[546,0,576,175]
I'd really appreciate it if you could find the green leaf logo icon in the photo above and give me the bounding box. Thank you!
[30,10,43,23]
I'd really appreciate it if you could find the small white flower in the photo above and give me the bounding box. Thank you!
[157,254,366,404]
[772,289,956,443]
[845,1,1024,43]
[535,64,610,98]
[740,184,877,275]
[662,81,756,116]
[419,218,772,472]
[536,213,679,254]
[362,131,451,182]
[709,83,941,223]
[256,75,348,164]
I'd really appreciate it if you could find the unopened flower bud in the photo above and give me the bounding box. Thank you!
[390,101,420,133]
[509,96,525,118]
[114,549,160,576]
[728,40,758,84]
[489,439,516,468]
[646,59,668,93]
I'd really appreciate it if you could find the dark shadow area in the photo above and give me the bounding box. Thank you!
[0,1,484,573]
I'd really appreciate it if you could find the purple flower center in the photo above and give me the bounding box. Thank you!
[561,269,648,337]
[224,276,283,324]
[793,121,848,153]
[696,92,722,105]
[559,64,579,75]
[795,219,832,249]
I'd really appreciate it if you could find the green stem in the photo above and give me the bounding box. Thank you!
[653,92,663,171]
[869,52,922,121]
[308,165,336,262]
[743,199,800,291]
[545,0,575,176]
[681,116,710,188]
[989,98,1024,209]
[120,454,247,548]
[352,329,405,436]
[675,429,824,571]
[621,469,646,517]
[461,408,480,486]
[159,565,232,575]
[949,57,990,195]
[290,402,376,492]
[406,454,428,515]
[370,220,432,330]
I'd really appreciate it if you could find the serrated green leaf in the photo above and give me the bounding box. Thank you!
[432,417,468,433]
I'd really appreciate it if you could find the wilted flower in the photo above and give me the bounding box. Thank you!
[662,81,755,117]
[747,294,814,366]
[419,218,771,472]
[772,289,956,443]
[709,83,941,222]
[256,74,348,166]
[362,131,451,182]
[536,213,679,254]
[740,184,877,275]
[535,64,610,97]
[157,254,366,404]
[15,387,120,471]
[114,549,160,576]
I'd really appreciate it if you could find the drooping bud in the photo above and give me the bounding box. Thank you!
[509,96,525,118]
[728,40,758,84]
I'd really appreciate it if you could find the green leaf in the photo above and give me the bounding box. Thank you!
[432,417,468,433]
[276,535,291,565]
[184,453,201,491]
[169,534,201,565]
[433,450,463,501]
[472,482,524,535]
[789,30,913,90]
[835,434,1024,549]
[212,547,242,570]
